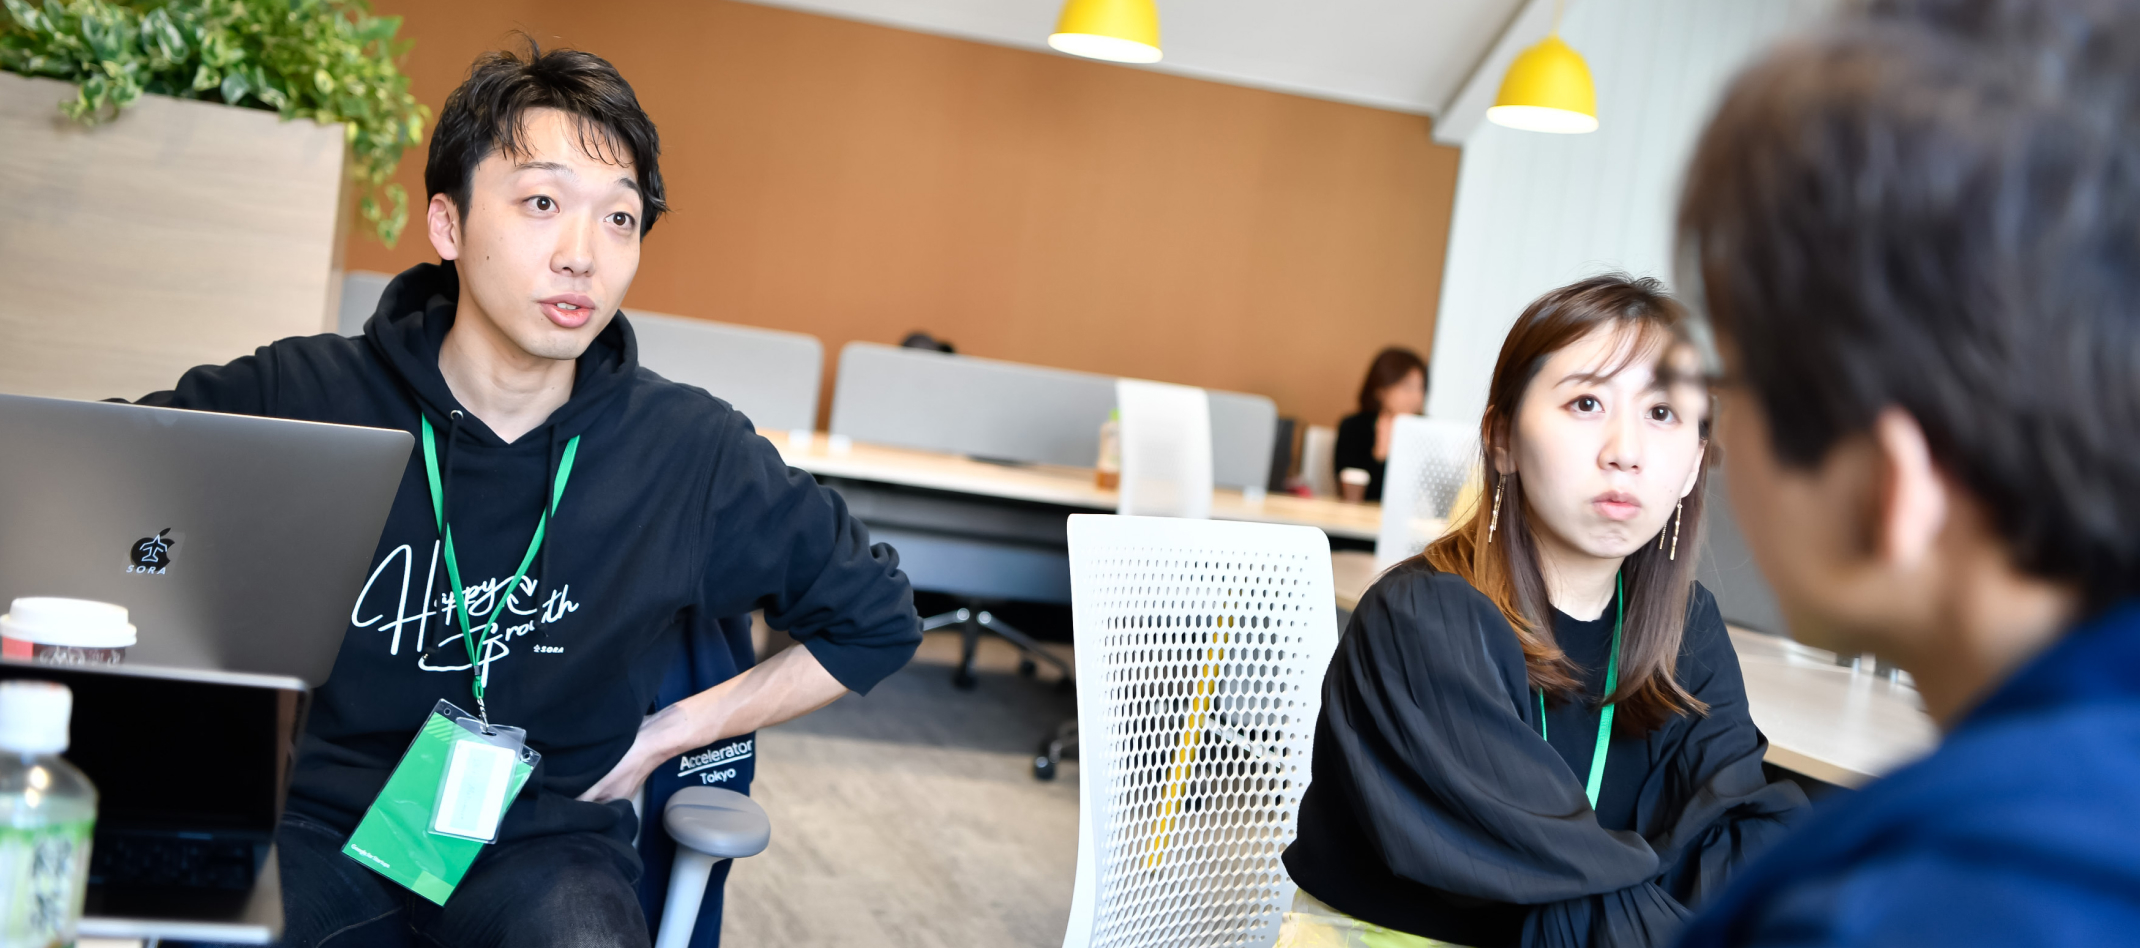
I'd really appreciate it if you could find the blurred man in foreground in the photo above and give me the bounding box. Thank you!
[1673,0,2140,943]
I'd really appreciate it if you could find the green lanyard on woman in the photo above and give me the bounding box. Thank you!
[420,415,581,729]
[1536,571,1625,809]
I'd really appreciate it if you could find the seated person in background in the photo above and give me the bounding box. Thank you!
[1334,346,1427,501]
[899,330,956,353]
[1676,0,2140,942]
[1281,275,1806,948]
[137,44,919,947]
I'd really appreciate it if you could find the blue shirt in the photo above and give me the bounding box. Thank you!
[1678,600,2140,946]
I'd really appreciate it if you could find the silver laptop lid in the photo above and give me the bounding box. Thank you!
[0,394,411,687]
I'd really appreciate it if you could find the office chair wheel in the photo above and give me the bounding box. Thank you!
[1018,658,1037,678]
[951,668,978,690]
[1033,737,1060,781]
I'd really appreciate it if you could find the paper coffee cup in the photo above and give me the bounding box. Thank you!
[1,597,136,665]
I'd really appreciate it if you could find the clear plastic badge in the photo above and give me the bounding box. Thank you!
[428,702,536,844]
[342,699,539,904]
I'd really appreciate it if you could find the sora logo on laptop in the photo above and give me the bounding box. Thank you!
[126,528,177,575]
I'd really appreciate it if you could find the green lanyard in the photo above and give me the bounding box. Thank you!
[420,416,580,727]
[1536,572,1625,809]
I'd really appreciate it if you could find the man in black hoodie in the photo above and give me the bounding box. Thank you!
[138,45,920,947]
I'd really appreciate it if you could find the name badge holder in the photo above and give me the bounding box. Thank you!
[342,700,539,904]
[341,417,580,904]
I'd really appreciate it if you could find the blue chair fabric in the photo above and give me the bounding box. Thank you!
[636,614,759,948]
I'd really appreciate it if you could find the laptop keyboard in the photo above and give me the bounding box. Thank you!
[91,834,260,891]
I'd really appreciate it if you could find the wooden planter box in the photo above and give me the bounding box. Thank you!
[0,71,348,401]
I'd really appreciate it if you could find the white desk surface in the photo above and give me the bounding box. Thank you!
[1729,627,1938,788]
[765,430,1383,541]
[1329,554,1938,788]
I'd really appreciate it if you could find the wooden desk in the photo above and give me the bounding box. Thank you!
[764,430,1381,541]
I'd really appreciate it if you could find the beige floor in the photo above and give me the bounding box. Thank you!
[722,632,1081,947]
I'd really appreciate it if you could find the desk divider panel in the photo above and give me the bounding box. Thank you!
[829,342,1276,488]
[628,312,824,434]
[338,272,825,435]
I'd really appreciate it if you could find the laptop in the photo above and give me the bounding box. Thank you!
[0,661,306,944]
[0,393,412,687]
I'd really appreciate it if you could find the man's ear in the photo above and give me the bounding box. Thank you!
[427,193,463,262]
[1873,407,1948,567]
[1680,442,1709,499]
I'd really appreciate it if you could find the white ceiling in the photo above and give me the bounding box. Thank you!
[735,0,1527,116]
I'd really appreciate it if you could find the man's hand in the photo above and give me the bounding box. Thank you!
[576,641,847,804]
[577,703,692,804]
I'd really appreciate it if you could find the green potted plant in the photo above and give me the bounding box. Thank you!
[0,0,428,245]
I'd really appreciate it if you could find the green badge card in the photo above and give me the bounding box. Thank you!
[342,699,538,904]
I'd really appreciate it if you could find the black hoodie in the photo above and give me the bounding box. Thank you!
[138,262,920,848]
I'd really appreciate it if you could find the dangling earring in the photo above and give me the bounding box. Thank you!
[1669,499,1684,561]
[1488,477,1505,543]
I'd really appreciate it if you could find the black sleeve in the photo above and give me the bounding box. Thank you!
[1332,412,1377,481]
[696,415,920,695]
[1312,569,1666,904]
[1640,588,1810,909]
[132,348,280,415]
[131,334,370,419]
[1304,569,1802,948]
[1524,588,1810,947]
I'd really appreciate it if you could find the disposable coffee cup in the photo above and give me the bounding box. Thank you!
[0,598,136,666]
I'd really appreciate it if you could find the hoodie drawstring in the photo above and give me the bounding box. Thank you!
[440,410,464,532]
[418,414,582,727]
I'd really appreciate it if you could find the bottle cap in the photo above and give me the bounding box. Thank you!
[0,681,72,754]
[1,597,136,648]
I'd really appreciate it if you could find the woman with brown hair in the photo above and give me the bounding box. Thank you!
[1333,347,1428,502]
[1279,275,1806,948]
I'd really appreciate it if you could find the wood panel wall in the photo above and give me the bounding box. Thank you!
[345,0,1461,431]
[1,72,347,402]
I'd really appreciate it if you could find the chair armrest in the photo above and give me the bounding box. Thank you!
[662,786,771,860]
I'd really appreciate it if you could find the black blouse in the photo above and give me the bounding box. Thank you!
[1282,564,1807,948]
[1333,411,1386,501]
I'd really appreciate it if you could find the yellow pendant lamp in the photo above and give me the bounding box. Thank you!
[1049,0,1162,64]
[1485,2,1597,134]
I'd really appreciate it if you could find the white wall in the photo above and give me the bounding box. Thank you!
[1426,0,1826,425]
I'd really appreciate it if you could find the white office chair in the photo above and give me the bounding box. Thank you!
[1115,379,1214,520]
[1058,514,1339,948]
[336,269,394,337]
[1297,425,1337,499]
[1374,415,1479,569]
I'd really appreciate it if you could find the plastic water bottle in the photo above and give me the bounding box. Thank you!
[0,681,96,948]
[1095,410,1122,490]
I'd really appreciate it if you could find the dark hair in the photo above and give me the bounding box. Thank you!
[1424,274,1709,734]
[900,331,956,354]
[426,40,667,235]
[1355,347,1428,415]
[1680,0,2140,612]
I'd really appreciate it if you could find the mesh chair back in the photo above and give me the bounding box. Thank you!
[1375,416,1479,569]
[1115,380,1214,520]
[1062,515,1338,948]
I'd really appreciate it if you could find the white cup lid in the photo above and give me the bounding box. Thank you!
[0,597,136,648]
[1339,467,1373,486]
